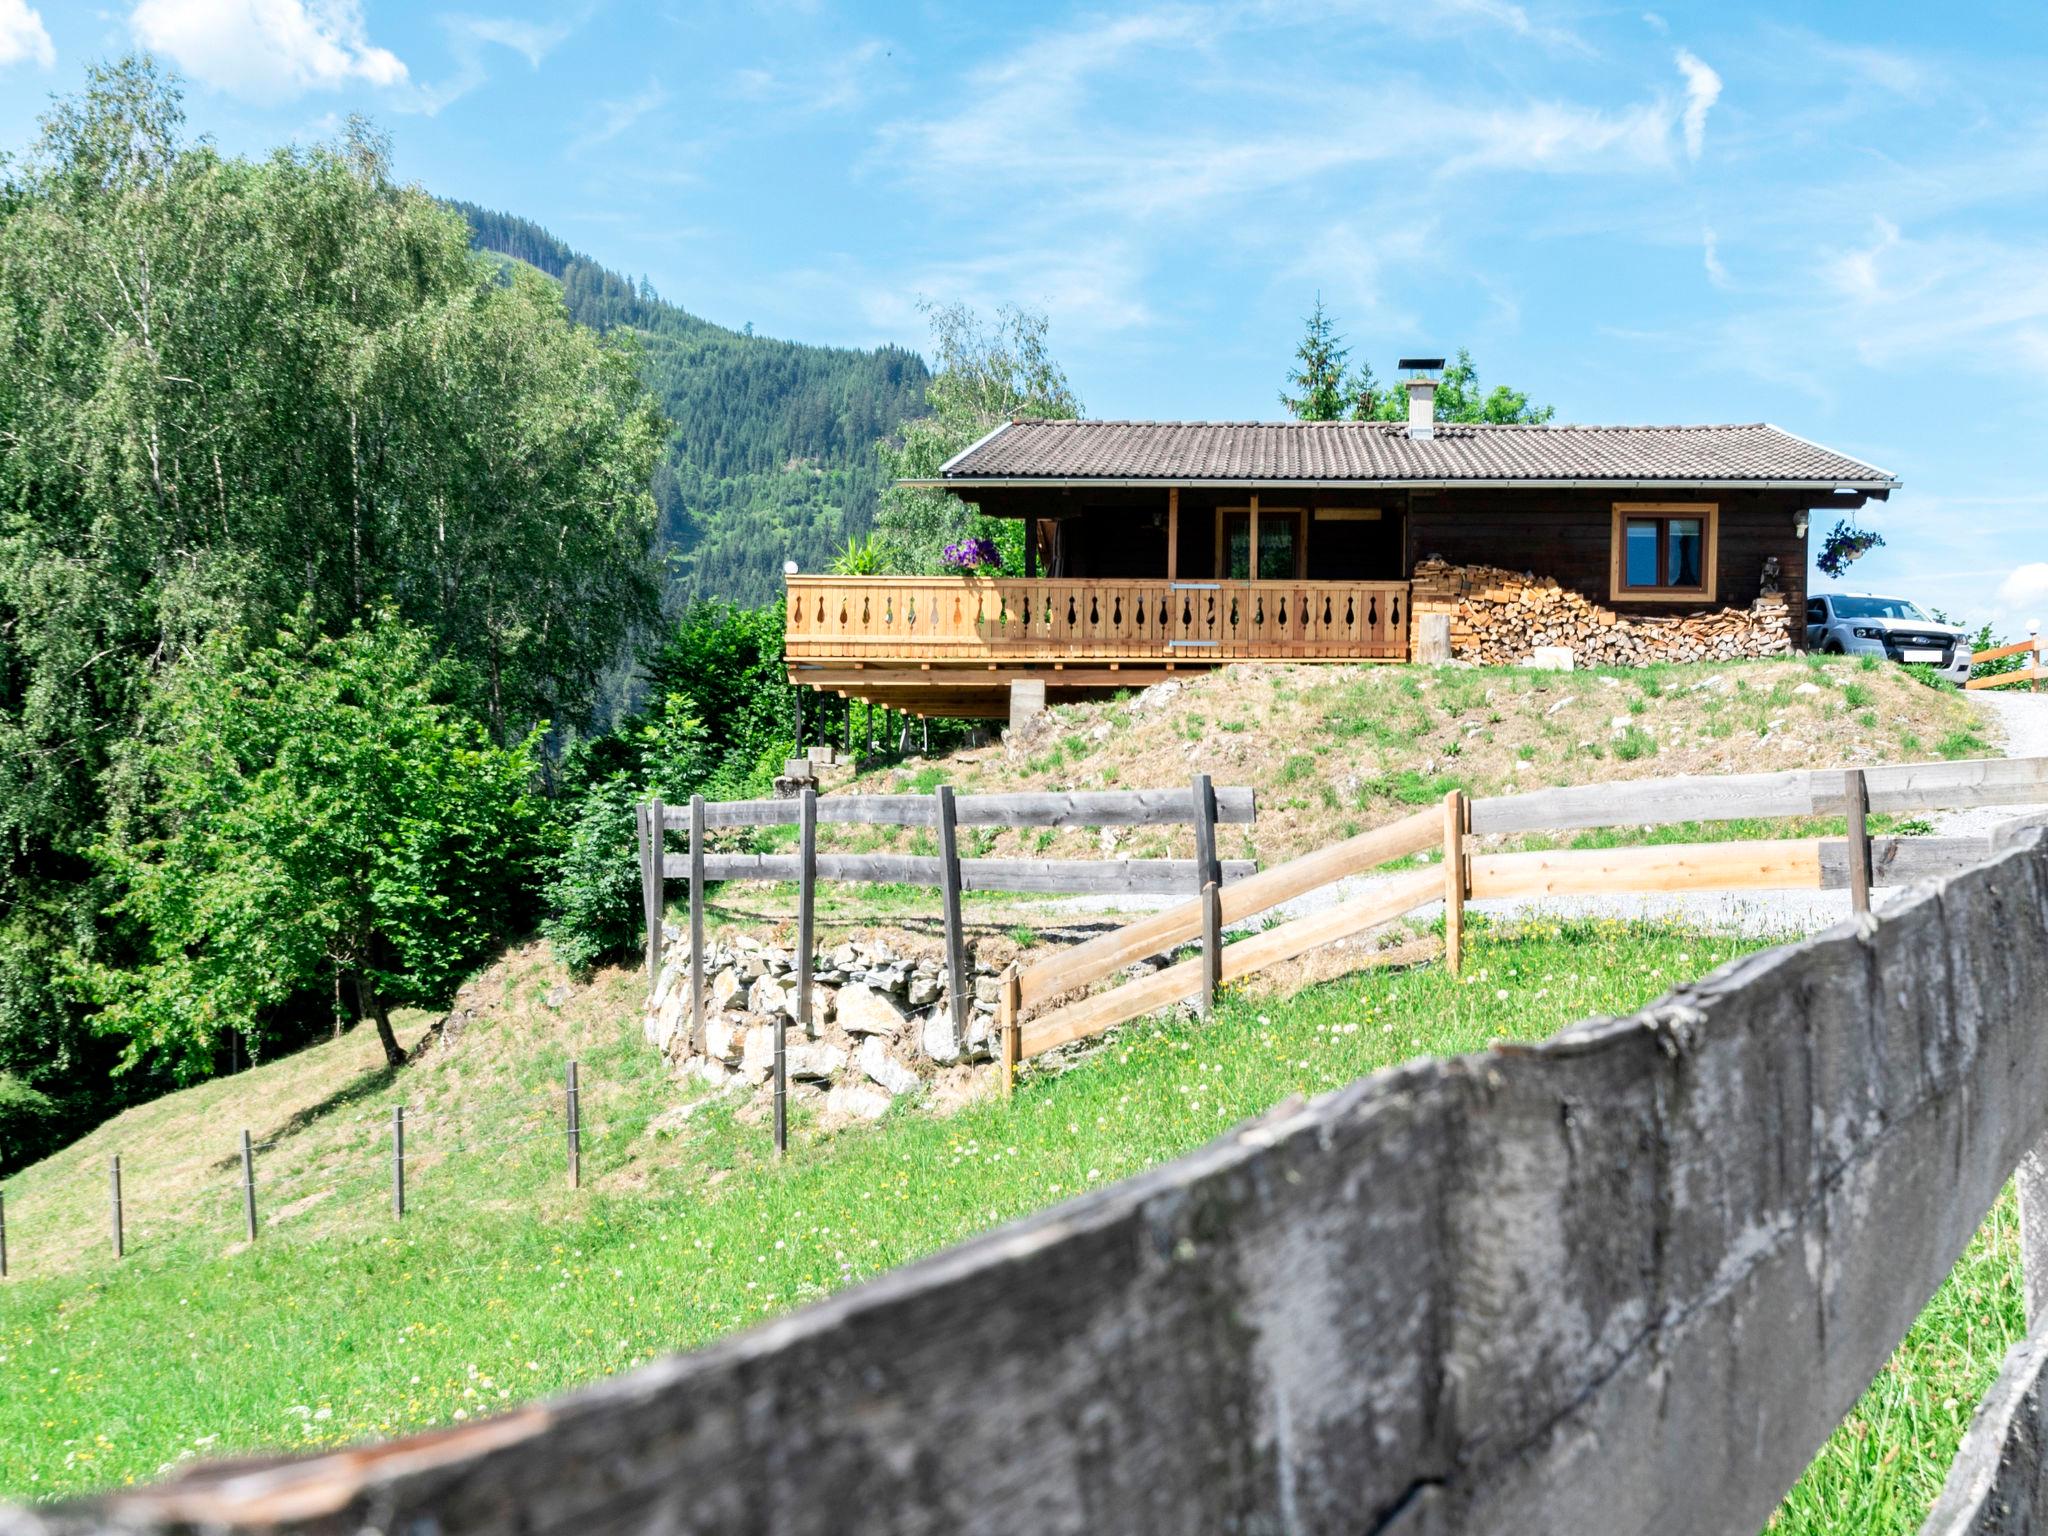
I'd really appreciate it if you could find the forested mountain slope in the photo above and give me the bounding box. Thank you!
[454,204,930,605]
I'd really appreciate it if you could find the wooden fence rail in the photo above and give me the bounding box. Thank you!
[1968,633,2044,691]
[23,826,2048,1535]
[1004,754,2048,1073]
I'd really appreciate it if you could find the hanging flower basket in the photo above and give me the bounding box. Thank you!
[941,536,1002,574]
[1816,520,1885,580]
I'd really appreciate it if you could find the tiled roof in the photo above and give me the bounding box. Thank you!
[934,419,1898,488]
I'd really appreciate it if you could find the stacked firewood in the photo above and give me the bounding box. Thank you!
[1410,558,1793,667]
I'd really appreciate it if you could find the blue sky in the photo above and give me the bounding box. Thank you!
[4,0,2046,633]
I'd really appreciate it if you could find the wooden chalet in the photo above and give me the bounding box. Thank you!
[785,366,1898,720]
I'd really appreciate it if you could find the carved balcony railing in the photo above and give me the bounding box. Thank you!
[784,577,1409,664]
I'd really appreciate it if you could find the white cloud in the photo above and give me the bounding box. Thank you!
[397,11,580,116]
[1999,564,2048,617]
[732,38,889,114]
[129,0,406,102]
[0,0,53,69]
[1674,48,1721,160]
[570,79,668,155]
[1702,227,1730,288]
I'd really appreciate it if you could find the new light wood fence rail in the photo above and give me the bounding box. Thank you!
[999,753,2048,1082]
[1969,633,2045,690]
[24,818,2048,1535]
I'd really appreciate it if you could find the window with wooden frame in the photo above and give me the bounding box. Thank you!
[1610,502,1718,602]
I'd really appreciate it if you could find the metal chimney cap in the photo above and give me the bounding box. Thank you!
[1397,356,1445,374]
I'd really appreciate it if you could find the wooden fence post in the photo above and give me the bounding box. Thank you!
[636,801,656,984]
[390,1105,405,1220]
[1845,769,1873,915]
[937,785,968,1041]
[689,794,707,1048]
[647,798,666,986]
[2020,1144,2048,1326]
[109,1155,123,1259]
[240,1129,257,1243]
[1442,789,1467,977]
[777,787,816,1158]
[1201,882,1222,1017]
[998,966,1021,1100]
[1192,773,1221,1018]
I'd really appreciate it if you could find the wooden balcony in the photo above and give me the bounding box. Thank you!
[785,576,1409,665]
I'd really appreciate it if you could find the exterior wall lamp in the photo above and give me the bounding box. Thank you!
[1794,512,1809,539]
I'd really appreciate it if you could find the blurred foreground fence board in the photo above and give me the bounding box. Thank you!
[14,828,2048,1534]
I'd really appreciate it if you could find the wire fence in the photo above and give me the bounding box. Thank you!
[0,1062,602,1278]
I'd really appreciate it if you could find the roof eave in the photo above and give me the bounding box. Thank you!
[901,475,1902,493]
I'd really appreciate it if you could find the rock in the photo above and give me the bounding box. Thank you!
[1609,715,1632,731]
[837,983,908,1037]
[906,975,941,1007]
[708,969,744,1013]
[1526,646,1575,672]
[830,942,859,971]
[747,974,794,1018]
[673,1058,733,1092]
[857,1037,920,1096]
[651,963,681,1011]
[703,1017,745,1064]
[1793,681,1823,695]
[922,1011,962,1066]
[824,1084,893,1122]
[787,1043,848,1082]
[740,1025,776,1081]
[545,984,570,1010]
[1131,679,1182,711]
[973,975,1002,1005]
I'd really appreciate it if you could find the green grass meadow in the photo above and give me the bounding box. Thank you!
[0,918,2026,1534]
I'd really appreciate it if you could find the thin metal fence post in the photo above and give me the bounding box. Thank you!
[1443,789,1467,976]
[391,1105,405,1219]
[566,1061,581,1189]
[1846,768,1873,915]
[937,784,968,1040]
[1,1189,9,1277]
[109,1155,123,1259]
[778,787,817,1157]
[241,1129,258,1243]
[690,794,707,1048]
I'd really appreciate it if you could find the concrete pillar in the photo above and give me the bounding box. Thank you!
[1008,678,1046,733]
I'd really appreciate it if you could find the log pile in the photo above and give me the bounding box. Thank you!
[1410,558,1792,667]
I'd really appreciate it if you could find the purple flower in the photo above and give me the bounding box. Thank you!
[942,536,1001,572]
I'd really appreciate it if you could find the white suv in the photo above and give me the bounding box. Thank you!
[1805,593,1970,686]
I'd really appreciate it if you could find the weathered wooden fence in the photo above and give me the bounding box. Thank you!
[637,779,1257,1150]
[16,817,2048,1533]
[1001,754,2048,1079]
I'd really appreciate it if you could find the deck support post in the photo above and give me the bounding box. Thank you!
[1166,487,1179,584]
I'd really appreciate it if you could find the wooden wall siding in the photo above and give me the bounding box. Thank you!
[1406,490,1810,646]
[784,576,1409,663]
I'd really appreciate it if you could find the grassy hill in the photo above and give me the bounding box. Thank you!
[0,656,2016,1527]
[813,653,1990,877]
[454,204,930,607]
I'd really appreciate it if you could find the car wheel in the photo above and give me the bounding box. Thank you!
[1824,641,1845,655]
